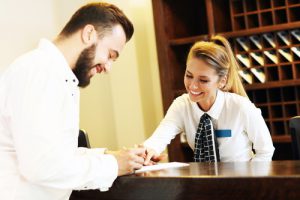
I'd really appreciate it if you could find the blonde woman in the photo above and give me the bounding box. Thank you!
[143,35,274,163]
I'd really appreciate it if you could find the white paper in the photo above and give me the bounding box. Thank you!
[278,49,292,62]
[262,33,276,48]
[277,31,290,45]
[291,47,300,58]
[264,50,278,64]
[249,35,262,49]
[135,162,189,173]
[236,54,250,68]
[236,37,249,51]
[250,68,266,83]
[238,70,253,84]
[250,52,264,65]
[291,29,300,42]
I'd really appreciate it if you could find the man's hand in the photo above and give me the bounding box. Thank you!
[106,147,145,176]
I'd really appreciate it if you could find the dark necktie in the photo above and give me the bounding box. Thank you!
[194,113,220,162]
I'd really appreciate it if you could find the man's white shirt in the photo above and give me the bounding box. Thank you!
[0,39,118,200]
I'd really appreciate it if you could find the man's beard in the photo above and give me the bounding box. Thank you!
[73,44,96,88]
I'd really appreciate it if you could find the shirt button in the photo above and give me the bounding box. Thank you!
[65,80,68,82]
[73,79,76,82]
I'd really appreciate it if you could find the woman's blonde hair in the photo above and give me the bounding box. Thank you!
[187,35,247,97]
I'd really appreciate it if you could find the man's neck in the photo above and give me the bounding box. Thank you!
[53,35,83,70]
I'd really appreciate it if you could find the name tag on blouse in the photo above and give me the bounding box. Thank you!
[215,130,231,137]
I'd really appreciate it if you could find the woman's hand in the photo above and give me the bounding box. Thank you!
[139,145,166,166]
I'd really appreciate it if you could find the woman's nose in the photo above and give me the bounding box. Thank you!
[191,80,198,89]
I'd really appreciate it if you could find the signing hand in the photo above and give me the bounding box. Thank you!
[138,145,166,166]
[106,147,145,176]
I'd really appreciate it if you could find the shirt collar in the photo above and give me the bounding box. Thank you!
[38,38,79,86]
[191,90,225,120]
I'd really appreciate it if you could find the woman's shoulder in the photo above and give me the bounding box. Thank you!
[223,91,254,109]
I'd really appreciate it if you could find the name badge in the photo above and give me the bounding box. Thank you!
[215,130,231,137]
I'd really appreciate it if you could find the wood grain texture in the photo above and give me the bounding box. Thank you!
[70,161,300,200]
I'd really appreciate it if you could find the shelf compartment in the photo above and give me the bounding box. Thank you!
[258,0,272,10]
[214,0,232,33]
[274,9,288,24]
[282,86,297,101]
[288,0,300,6]
[265,66,279,81]
[271,105,284,118]
[231,0,244,14]
[292,48,300,61]
[284,103,298,117]
[289,6,300,22]
[268,88,282,102]
[162,0,208,39]
[295,63,300,78]
[245,0,257,12]
[253,89,268,103]
[279,64,293,80]
[233,15,246,30]
[260,11,273,26]
[247,14,260,29]
[271,121,286,135]
[290,29,300,44]
[273,0,286,8]
[278,49,292,63]
[260,105,270,118]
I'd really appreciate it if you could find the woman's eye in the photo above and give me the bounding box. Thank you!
[185,74,192,79]
[199,79,209,83]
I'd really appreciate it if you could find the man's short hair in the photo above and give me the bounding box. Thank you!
[59,2,134,42]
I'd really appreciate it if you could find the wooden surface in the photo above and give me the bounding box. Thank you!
[70,161,300,200]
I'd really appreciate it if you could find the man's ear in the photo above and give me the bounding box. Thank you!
[81,24,97,45]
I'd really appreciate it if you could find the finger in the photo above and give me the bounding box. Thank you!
[148,160,157,165]
[144,150,155,165]
[132,162,143,170]
[133,154,145,164]
[130,147,146,156]
[152,154,166,162]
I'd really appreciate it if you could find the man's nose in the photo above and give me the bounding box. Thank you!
[105,60,113,72]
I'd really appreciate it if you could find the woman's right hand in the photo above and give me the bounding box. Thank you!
[142,146,166,166]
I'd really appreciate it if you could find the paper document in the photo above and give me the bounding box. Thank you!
[236,37,249,51]
[262,33,276,48]
[236,54,250,68]
[291,47,300,58]
[250,52,264,65]
[278,49,292,62]
[238,70,253,84]
[135,162,189,173]
[249,35,262,49]
[291,29,300,42]
[277,31,290,45]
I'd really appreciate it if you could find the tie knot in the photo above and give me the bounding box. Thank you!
[201,113,210,121]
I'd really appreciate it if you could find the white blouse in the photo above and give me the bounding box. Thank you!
[0,39,118,200]
[144,91,275,162]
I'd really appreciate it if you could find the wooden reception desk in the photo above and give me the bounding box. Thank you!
[70,161,300,200]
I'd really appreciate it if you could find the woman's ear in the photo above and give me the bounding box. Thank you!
[219,75,227,89]
[81,24,97,45]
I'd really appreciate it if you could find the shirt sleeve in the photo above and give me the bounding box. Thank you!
[242,100,275,161]
[143,97,184,154]
[8,63,118,191]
